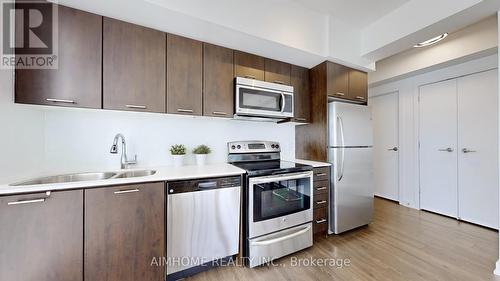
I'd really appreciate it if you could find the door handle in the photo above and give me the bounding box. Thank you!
[462,148,477,153]
[438,148,454,152]
[388,147,398,152]
[280,93,286,113]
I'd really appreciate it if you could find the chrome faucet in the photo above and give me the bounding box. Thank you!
[110,133,137,169]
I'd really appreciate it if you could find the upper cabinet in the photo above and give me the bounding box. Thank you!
[234,51,265,80]
[203,43,234,118]
[348,69,368,103]
[291,65,310,123]
[167,34,203,116]
[15,5,102,109]
[265,59,291,85]
[103,18,166,113]
[326,62,367,105]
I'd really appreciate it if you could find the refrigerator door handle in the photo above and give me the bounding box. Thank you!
[337,116,346,181]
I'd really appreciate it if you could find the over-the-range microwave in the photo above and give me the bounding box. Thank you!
[235,77,294,120]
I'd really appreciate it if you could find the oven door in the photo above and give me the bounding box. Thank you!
[236,85,293,118]
[248,171,313,238]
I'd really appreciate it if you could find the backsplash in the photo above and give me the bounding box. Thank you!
[0,69,295,184]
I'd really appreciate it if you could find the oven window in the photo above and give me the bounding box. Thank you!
[253,177,311,222]
[239,88,281,111]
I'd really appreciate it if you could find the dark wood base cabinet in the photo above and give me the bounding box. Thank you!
[84,182,165,281]
[313,167,330,237]
[0,190,83,281]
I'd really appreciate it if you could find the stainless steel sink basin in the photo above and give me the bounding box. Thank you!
[113,170,157,179]
[10,172,118,186]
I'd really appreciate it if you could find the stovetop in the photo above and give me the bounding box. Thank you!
[230,160,312,177]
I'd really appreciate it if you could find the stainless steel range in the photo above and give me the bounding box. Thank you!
[228,141,313,268]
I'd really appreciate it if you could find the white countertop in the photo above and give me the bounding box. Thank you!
[293,159,332,168]
[0,163,246,196]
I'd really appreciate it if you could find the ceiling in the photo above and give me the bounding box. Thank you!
[291,0,411,28]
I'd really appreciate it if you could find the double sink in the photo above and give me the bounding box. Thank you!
[10,170,157,186]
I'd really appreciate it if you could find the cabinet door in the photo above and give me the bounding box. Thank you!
[167,34,203,115]
[419,79,458,218]
[103,18,166,113]
[457,69,499,229]
[327,62,349,99]
[234,51,265,80]
[203,43,233,118]
[0,190,83,281]
[291,65,310,122]
[348,69,368,103]
[85,183,165,281]
[15,5,102,109]
[265,59,291,85]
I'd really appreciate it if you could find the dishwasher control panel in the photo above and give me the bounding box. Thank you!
[167,176,241,194]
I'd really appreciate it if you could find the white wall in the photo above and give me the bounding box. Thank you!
[369,54,498,208]
[0,69,296,185]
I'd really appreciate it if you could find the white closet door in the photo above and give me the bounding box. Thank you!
[370,92,399,201]
[419,79,458,218]
[457,69,499,229]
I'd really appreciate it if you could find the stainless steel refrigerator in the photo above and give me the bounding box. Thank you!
[328,101,374,234]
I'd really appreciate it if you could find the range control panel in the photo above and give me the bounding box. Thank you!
[227,141,281,154]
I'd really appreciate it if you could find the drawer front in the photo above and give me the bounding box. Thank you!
[313,167,329,181]
[313,193,328,209]
[313,180,329,195]
[313,207,328,234]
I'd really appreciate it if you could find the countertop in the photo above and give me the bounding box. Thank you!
[292,159,332,168]
[0,163,246,196]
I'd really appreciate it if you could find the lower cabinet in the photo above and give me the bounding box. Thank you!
[84,182,165,281]
[313,167,330,236]
[0,190,83,281]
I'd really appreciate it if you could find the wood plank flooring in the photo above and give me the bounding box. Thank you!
[187,197,500,281]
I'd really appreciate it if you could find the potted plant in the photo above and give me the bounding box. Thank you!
[170,144,186,167]
[193,145,211,166]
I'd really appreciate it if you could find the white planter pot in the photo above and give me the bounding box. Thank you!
[172,155,185,167]
[195,154,207,166]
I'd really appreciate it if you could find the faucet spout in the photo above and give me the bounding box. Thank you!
[110,133,137,169]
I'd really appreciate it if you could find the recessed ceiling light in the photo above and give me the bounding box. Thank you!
[414,33,448,48]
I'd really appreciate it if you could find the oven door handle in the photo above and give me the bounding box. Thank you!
[249,171,313,185]
[250,225,312,246]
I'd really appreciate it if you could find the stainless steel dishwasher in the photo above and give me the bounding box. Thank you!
[166,176,241,279]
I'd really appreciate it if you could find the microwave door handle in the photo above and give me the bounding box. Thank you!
[280,93,285,113]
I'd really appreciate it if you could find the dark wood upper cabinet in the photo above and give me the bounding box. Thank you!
[84,182,165,281]
[234,51,265,80]
[167,34,203,116]
[265,59,291,85]
[203,43,234,118]
[348,69,368,103]
[0,190,83,281]
[327,62,349,98]
[291,65,310,122]
[15,5,102,109]
[103,18,166,113]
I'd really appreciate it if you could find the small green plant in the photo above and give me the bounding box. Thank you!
[193,144,211,155]
[170,144,186,155]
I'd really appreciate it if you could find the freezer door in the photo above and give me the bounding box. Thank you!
[329,102,373,147]
[329,147,373,234]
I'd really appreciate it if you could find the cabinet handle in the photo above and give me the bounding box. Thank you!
[126,104,147,109]
[212,111,227,116]
[315,219,327,224]
[177,108,194,113]
[315,173,327,177]
[244,75,256,79]
[316,187,327,191]
[316,200,327,205]
[295,118,307,121]
[274,80,285,85]
[335,92,345,96]
[7,191,51,206]
[46,98,75,104]
[114,189,140,195]
[355,96,365,100]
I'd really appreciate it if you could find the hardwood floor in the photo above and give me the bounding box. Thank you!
[187,197,500,281]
